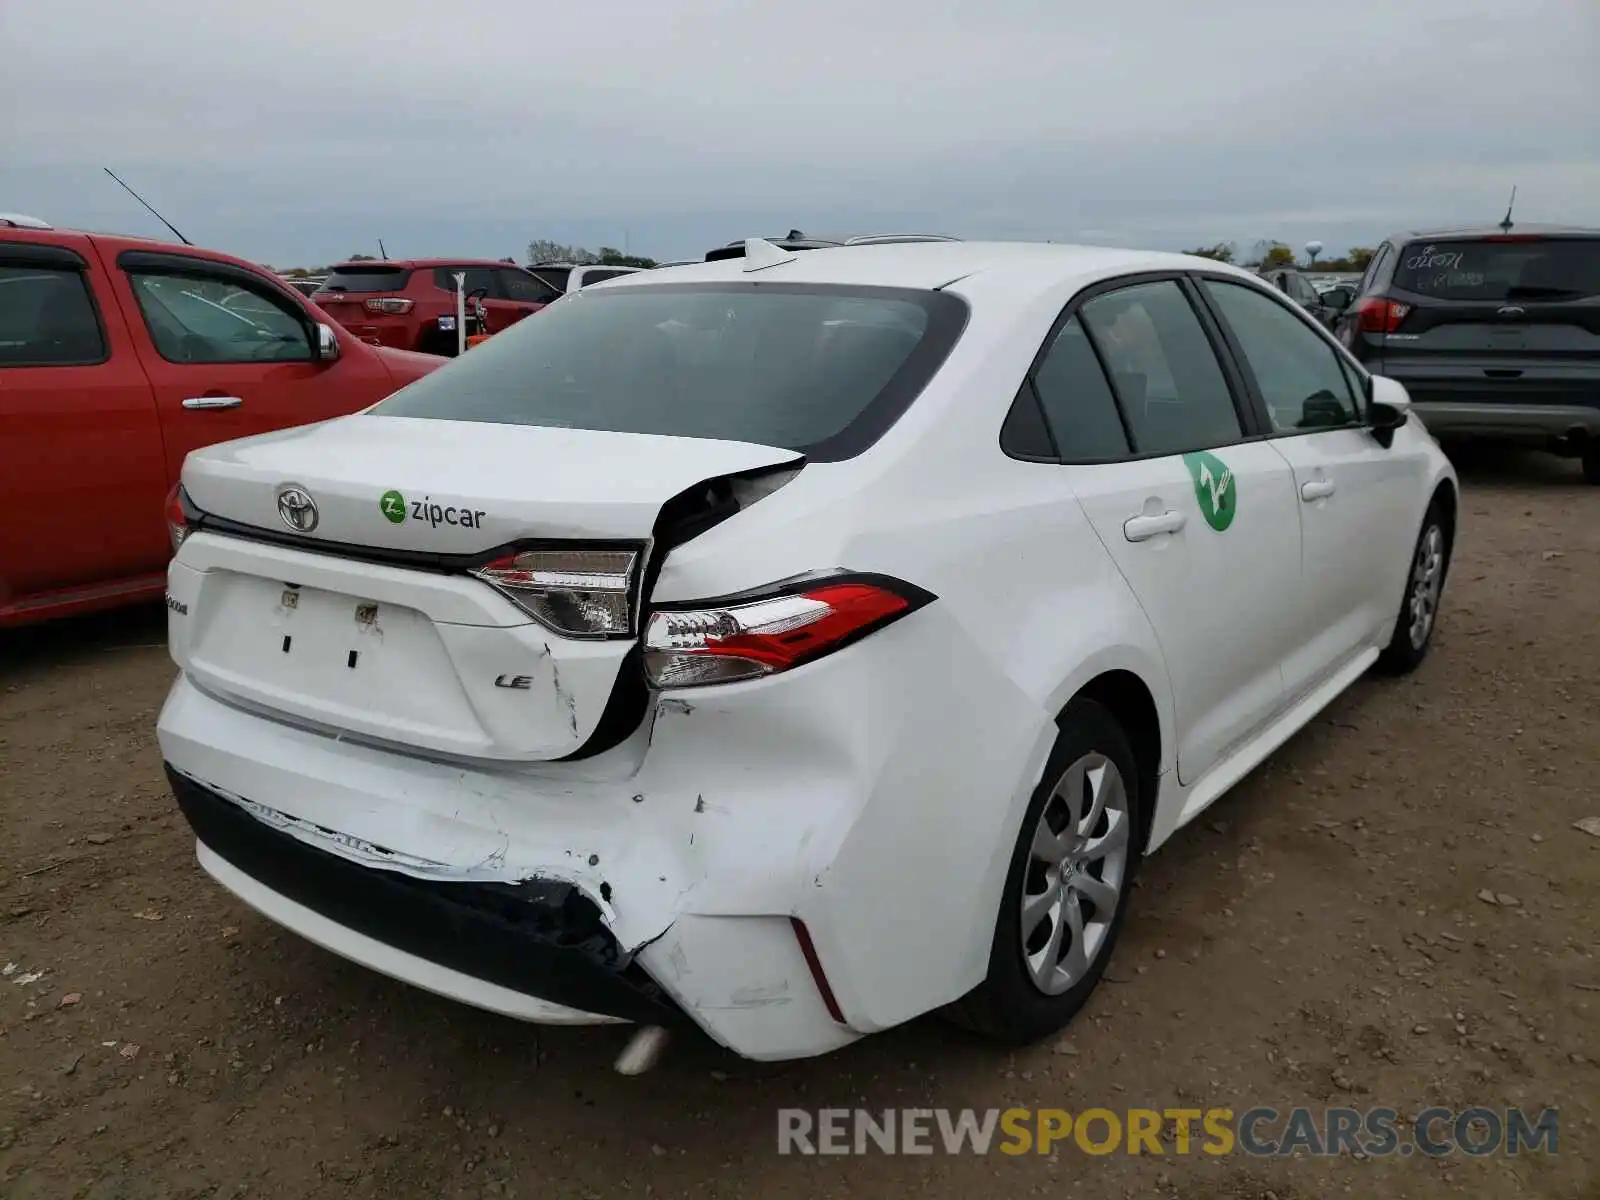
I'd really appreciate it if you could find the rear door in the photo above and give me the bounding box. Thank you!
[108,250,390,482]
[1196,276,1419,699]
[1374,235,1600,407]
[0,239,168,613]
[1046,276,1305,785]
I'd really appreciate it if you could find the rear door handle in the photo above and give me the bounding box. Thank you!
[1124,510,1186,542]
[181,395,243,410]
[1300,478,1337,502]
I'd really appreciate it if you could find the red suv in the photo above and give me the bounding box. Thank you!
[0,214,442,627]
[312,259,560,355]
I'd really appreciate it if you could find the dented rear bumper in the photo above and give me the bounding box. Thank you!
[157,595,1049,1061]
[168,766,682,1025]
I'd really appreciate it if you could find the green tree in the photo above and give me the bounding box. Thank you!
[346,253,376,262]
[596,246,659,269]
[1183,242,1236,263]
[1347,246,1375,272]
[1261,243,1296,268]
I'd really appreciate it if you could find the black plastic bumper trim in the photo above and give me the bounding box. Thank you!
[165,765,683,1025]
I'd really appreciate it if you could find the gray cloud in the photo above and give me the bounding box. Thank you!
[2,0,1595,265]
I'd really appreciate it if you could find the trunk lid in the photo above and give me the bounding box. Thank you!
[172,415,802,761]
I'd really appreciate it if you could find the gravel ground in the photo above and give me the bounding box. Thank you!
[2,446,1597,1200]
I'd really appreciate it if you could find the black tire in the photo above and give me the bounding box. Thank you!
[1583,444,1600,485]
[1375,498,1452,675]
[943,698,1143,1044]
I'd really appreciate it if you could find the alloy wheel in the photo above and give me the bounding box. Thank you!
[1020,752,1132,995]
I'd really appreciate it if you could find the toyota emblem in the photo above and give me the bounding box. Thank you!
[276,486,319,533]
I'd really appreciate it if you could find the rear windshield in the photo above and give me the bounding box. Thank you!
[1393,238,1600,302]
[371,282,968,460]
[317,266,413,294]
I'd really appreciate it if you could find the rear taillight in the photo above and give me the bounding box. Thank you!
[165,484,190,552]
[363,297,414,315]
[1356,296,1412,334]
[643,572,934,689]
[469,548,641,638]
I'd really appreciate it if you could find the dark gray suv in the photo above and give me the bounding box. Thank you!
[1328,226,1600,482]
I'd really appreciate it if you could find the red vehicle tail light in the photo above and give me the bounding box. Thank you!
[165,484,190,552]
[469,548,641,638]
[643,572,935,689]
[1356,296,1412,334]
[363,297,414,315]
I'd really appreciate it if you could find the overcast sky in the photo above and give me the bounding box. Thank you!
[3,0,1596,267]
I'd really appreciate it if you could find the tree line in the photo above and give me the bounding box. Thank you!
[1183,240,1374,273]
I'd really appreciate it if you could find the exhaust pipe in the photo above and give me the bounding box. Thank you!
[614,1025,670,1075]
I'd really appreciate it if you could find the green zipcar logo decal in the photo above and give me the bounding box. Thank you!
[1184,451,1237,532]
[379,488,487,530]
[379,489,407,524]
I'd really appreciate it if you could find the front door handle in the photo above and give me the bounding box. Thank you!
[1124,510,1186,542]
[1300,478,1336,502]
[182,395,243,410]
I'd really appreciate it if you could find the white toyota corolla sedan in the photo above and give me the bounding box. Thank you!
[158,238,1457,1067]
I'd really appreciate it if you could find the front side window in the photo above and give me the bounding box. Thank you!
[1079,280,1242,456]
[372,282,968,460]
[1203,279,1359,433]
[0,265,106,366]
[128,271,311,364]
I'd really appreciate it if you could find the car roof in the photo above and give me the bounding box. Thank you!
[614,240,1254,295]
[1386,224,1600,242]
[326,258,526,271]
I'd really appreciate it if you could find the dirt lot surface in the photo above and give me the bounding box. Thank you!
[2,447,1597,1199]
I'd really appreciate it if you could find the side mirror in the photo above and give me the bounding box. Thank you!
[1365,374,1411,447]
[1322,287,1353,312]
[315,322,341,363]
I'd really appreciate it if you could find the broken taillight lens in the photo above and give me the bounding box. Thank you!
[1356,296,1412,334]
[166,484,190,552]
[469,548,640,638]
[643,573,934,688]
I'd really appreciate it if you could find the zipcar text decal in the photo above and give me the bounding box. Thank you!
[379,488,487,530]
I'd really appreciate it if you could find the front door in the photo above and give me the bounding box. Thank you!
[108,255,385,481]
[1196,277,1420,699]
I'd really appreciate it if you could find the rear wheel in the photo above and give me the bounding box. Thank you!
[1376,500,1451,674]
[944,698,1141,1043]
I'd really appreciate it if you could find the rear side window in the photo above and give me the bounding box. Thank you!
[319,266,413,294]
[499,269,558,303]
[372,282,968,461]
[579,269,632,287]
[1392,238,1600,301]
[1030,317,1129,460]
[433,267,500,297]
[0,265,106,366]
[1079,281,1242,457]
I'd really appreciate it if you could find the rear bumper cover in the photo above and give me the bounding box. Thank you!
[1408,401,1600,441]
[169,765,681,1025]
